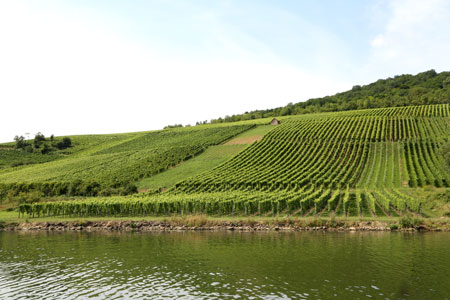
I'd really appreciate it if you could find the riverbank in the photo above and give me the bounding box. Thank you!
[1,215,449,232]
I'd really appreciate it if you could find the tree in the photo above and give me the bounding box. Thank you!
[56,137,72,150]
[14,135,27,149]
[41,143,52,154]
[444,76,450,88]
[164,124,183,129]
[33,132,46,148]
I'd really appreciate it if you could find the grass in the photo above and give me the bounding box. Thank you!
[137,144,248,190]
[231,125,275,138]
[224,125,275,144]
[1,210,448,231]
[403,187,450,217]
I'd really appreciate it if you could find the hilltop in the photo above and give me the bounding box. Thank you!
[210,69,450,123]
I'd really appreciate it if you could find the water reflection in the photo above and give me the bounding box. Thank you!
[0,231,449,299]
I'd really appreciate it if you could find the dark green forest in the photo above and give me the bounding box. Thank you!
[211,70,450,123]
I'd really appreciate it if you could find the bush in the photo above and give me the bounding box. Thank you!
[389,224,398,230]
[119,183,138,196]
[33,132,46,148]
[41,143,52,154]
[399,214,423,228]
[14,135,28,149]
[56,137,72,150]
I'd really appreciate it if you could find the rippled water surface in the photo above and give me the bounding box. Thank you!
[0,231,449,299]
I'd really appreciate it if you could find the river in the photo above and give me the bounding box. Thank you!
[0,231,449,299]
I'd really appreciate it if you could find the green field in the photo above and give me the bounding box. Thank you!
[0,103,449,220]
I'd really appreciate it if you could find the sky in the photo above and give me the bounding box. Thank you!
[1,0,450,142]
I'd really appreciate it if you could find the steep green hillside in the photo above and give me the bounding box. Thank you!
[177,104,449,192]
[0,125,254,197]
[0,134,131,168]
[18,104,450,219]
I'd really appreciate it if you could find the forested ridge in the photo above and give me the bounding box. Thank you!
[211,70,450,123]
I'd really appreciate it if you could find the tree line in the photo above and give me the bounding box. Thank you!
[14,133,72,154]
[209,70,450,124]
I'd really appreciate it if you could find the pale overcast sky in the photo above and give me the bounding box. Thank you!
[1,0,450,142]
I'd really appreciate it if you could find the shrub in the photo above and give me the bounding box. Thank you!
[399,214,423,228]
[400,215,414,228]
[56,137,72,150]
[389,224,399,230]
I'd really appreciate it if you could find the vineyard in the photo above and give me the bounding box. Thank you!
[0,125,254,196]
[8,104,450,219]
[18,188,423,218]
[174,104,449,192]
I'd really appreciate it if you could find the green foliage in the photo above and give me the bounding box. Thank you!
[0,125,253,196]
[399,214,423,228]
[56,137,72,150]
[33,132,46,148]
[137,125,274,190]
[12,133,72,155]
[14,135,28,150]
[164,124,183,129]
[0,149,61,169]
[18,188,426,219]
[3,102,449,219]
[175,104,449,194]
[441,140,450,171]
[210,70,450,124]
[137,144,247,190]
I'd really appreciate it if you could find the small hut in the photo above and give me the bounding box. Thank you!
[270,118,280,125]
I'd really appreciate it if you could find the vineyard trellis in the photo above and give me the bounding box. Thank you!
[174,104,449,193]
[19,188,425,218]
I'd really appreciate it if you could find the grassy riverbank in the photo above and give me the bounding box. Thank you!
[1,211,449,231]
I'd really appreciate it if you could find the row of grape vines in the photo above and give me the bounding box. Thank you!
[0,125,254,196]
[19,189,423,218]
[174,104,448,193]
[268,115,448,142]
[338,104,449,117]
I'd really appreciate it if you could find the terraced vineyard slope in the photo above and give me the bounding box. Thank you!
[175,104,449,192]
[136,125,275,191]
[18,104,450,219]
[0,125,253,196]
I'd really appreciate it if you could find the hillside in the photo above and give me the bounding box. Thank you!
[178,104,449,192]
[1,68,450,220]
[9,103,450,220]
[137,125,275,191]
[0,124,254,197]
[210,70,450,123]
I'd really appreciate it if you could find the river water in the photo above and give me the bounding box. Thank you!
[0,231,448,300]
